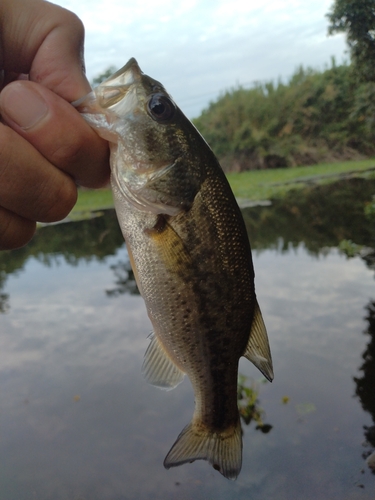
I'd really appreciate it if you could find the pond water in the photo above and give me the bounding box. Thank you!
[0,178,375,500]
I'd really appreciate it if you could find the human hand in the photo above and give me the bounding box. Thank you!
[0,0,110,250]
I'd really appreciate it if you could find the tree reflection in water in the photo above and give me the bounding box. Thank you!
[0,282,8,313]
[242,177,375,255]
[0,209,124,312]
[106,259,140,297]
[0,177,374,313]
[355,300,375,474]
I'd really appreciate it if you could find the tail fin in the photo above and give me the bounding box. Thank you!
[163,418,242,480]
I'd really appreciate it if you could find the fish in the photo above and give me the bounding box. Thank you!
[73,58,273,480]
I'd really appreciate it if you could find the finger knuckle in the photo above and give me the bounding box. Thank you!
[37,178,78,222]
[0,126,15,172]
[0,210,36,250]
[50,135,84,166]
[59,8,85,36]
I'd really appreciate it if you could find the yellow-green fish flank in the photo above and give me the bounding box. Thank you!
[74,58,273,480]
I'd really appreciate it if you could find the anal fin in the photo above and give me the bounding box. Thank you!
[243,300,274,382]
[142,332,185,390]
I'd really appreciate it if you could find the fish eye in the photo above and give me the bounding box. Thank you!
[147,93,175,122]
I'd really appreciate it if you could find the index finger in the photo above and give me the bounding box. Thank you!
[0,0,91,101]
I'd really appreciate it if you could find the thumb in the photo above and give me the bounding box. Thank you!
[0,80,110,188]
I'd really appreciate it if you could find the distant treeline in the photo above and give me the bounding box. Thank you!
[192,61,375,171]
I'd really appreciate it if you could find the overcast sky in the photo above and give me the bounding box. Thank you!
[53,0,347,118]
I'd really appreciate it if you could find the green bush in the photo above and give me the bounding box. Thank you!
[193,62,374,171]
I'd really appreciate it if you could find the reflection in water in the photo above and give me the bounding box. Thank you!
[106,260,140,297]
[237,375,272,433]
[0,177,373,314]
[0,210,124,312]
[0,273,9,313]
[0,177,375,498]
[242,177,375,256]
[1,177,374,312]
[355,300,375,473]
[362,249,375,274]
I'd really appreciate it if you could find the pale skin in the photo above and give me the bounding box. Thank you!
[0,0,110,250]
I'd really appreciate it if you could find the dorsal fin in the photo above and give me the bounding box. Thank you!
[243,300,274,382]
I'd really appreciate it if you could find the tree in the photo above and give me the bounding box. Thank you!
[327,0,375,82]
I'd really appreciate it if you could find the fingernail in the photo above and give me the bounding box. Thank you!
[0,82,48,130]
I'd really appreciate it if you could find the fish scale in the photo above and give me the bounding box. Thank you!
[74,57,273,480]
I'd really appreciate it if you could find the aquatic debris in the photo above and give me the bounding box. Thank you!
[295,402,316,416]
[237,375,272,433]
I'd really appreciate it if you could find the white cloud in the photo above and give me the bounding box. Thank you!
[51,0,347,117]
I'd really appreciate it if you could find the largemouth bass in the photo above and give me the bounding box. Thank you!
[74,58,273,480]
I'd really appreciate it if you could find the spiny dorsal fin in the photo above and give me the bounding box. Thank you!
[142,332,185,390]
[243,300,274,382]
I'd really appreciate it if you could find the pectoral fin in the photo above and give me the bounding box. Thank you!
[142,332,185,390]
[243,300,274,382]
[146,215,192,275]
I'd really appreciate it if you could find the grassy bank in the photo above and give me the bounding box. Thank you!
[228,158,375,203]
[74,188,114,214]
[71,158,375,217]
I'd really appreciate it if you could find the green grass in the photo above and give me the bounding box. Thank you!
[70,158,375,217]
[227,158,375,201]
[74,188,114,214]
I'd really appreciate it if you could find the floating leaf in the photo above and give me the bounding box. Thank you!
[237,374,272,431]
[295,402,316,416]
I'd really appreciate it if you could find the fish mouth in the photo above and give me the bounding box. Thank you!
[104,58,142,87]
[95,58,143,110]
[71,58,143,112]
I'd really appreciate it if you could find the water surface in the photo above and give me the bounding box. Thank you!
[1,179,374,499]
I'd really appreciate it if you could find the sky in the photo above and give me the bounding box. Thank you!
[52,0,348,118]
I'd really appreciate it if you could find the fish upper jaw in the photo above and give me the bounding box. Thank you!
[100,58,143,89]
[72,58,146,142]
[91,57,143,115]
